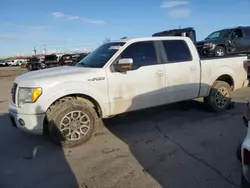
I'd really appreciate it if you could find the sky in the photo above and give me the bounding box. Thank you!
[0,0,250,57]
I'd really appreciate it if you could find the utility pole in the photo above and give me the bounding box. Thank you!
[43,48,47,55]
[33,47,37,56]
[43,45,47,55]
[64,36,67,53]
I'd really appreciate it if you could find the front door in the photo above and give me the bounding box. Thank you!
[231,29,244,53]
[161,39,201,103]
[106,41,166,115]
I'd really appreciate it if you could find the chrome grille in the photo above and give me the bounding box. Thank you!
[11,83,17,104]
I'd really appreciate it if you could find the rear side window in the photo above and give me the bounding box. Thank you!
[162,40,192,63]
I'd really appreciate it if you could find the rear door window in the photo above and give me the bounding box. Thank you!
[162,40,192,63]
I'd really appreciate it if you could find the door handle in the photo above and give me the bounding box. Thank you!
[190,66,197,71]
[155,70,164,77]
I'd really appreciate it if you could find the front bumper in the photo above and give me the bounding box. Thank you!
[197,46,215,57]
[9,109,45,134]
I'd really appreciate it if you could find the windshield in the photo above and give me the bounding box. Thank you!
[76,42,125,68]
[205,29,232,40]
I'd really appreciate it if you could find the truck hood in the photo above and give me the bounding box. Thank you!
[15,66,104,87]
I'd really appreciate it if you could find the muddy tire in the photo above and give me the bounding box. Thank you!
[204,81,232,112]
[47,100,99,148]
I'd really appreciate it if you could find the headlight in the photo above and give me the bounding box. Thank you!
[204,43,214,47]
[18,87,42,107]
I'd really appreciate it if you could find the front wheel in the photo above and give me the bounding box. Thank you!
[215,46,226,57]
[47,100,99,148]
[39,63,46,69]
[204,81,232,112]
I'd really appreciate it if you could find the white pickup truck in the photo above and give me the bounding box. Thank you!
[9,37,249,147]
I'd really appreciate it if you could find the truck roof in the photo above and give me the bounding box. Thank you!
[113,36,190,43]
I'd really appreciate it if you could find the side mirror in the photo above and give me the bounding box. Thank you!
[113,58,133,72]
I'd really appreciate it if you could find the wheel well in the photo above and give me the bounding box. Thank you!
[43,94,102,134]
[215,74,234,90]
[216,44,225,48]
[216,44,226,50]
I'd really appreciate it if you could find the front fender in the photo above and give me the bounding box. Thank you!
[38,81,109,117]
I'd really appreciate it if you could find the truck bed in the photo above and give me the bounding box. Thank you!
[200,54,249,61]
[200,55,248,96]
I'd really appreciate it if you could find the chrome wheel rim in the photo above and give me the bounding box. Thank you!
[215,87,229,108]
[60,111,91,141]
[216,49,224,56]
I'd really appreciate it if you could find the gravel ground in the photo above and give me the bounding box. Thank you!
[0,67,248,188]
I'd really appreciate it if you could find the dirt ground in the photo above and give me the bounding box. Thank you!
[0,67,248,188]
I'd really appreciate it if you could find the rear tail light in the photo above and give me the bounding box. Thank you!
[243,148,250,165]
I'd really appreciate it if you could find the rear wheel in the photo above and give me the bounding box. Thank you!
[204,81,232,112]
[215,46,226,57]
[46,99,99,148]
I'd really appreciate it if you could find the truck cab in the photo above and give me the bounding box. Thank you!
[8,37,249,147]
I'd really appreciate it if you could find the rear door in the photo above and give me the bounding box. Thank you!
[160,39,200,103]
[231,28,245,52]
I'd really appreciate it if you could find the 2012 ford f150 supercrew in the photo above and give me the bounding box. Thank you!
[9,37,249,147]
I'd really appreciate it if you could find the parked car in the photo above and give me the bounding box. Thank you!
[152,27,197,44]
[9,37,249,147]
[43,54,59,68]
[71,53,89,66]
[58,54,73,66]
[26,57,44,71]
[197,26,250,57]
[7,60,19,66]
[0,60,7,66]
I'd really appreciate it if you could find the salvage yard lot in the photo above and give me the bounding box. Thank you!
[0,67,249,188]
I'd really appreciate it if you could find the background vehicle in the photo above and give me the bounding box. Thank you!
[26,57,44,71]
[9,37,249,147]
[153,27,197,44]
[58,54,73,66]
[0,60,7,66]
[197,26,250,57]
[7,60,19,66]
[71,53,89,66]
[238,102,250,188]
[43,54,59,68]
